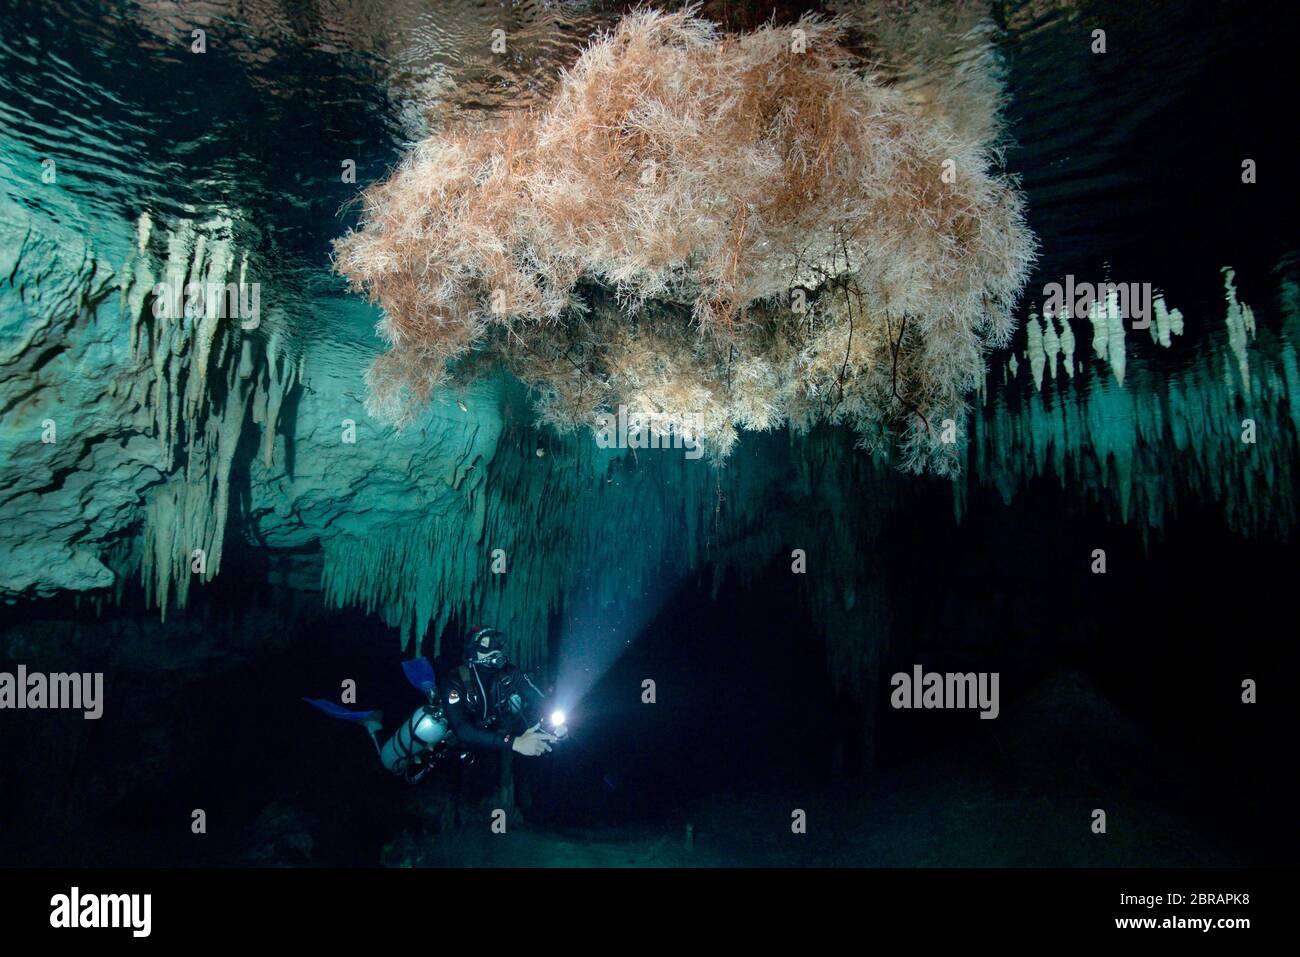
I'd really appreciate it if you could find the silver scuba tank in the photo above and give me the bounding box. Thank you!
[379,703,449,775]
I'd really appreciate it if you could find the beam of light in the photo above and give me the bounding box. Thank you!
[552,558,677,719]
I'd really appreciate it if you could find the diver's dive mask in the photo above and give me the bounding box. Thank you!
[466,626,507,669]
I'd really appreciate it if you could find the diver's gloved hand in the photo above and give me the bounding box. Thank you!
[511,723,558,757]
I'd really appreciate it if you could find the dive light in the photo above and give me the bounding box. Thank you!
[544,709,569,739]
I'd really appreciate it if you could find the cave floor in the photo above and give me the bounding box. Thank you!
[3,673,1254,869]
[391,754,1245,868]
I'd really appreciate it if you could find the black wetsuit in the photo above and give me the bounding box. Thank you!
[442,661,547,753]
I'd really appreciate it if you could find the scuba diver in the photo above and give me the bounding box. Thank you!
[443,625,561,757]
[303,625,563,783]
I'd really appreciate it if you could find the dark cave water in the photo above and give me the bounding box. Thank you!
[2,472,1293,867]
[1,0,1298,871]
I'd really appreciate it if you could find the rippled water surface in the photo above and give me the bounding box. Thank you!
[1,0,1296,357]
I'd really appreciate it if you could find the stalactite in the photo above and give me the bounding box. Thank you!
[118,213,300,616]
[318,414,896,689]
[1150,293,1184,348]
[1223,267,1255,395]
[972,266,1299,539]
[1043,313,1060,382]
[1026,313,1045,390]
[257,329,290,467]
[1105,292,1128,386]
[1059,313,1075,379]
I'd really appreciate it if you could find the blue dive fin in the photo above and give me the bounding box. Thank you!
[401,657,438,695]
[302,698,384,735]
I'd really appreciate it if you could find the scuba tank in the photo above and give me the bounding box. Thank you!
[303,656,450,783]
[377,656,450,782]
[379,702,449,781]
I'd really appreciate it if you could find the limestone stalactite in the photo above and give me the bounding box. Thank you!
[120,214,300,617]
[974,267,1299,539]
